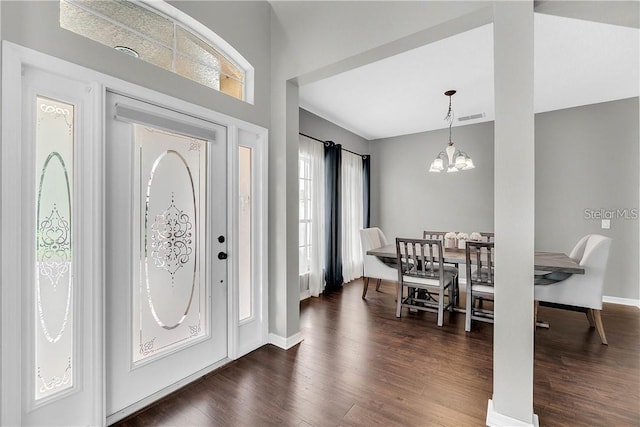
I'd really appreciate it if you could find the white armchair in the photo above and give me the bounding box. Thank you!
[359,227,397,299]
[534,234,613,344]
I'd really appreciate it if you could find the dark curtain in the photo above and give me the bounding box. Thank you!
[324,141,343,292]
[362,155,371,229]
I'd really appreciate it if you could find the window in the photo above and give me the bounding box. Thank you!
[60,0,253,102]
[35,96,75,401]
[298,136,325,297]
[238,146,252,322]
[299,153,312,275]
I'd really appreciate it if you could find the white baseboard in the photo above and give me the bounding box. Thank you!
[106,357,231,425]
[603,295,640,308]
[269,331,303,350]
[486,399,539,427]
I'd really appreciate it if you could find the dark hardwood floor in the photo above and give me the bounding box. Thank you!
[115,279,640,426]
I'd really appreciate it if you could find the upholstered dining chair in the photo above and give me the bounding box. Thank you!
[534,234,613,345]
[359,227,398,299]
[395,238,456,326]
[465,240,495,332]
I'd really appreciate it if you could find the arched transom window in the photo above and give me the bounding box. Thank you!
[60,0,253,103]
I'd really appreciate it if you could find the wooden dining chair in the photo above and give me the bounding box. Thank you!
[423,230,447,240]
[480,232,494,242]
[465,240,495,332]
[423,230,460,304]
[395,238,456,326]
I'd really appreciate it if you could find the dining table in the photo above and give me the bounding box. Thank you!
[367,242,583,327]
[366,244,585,275]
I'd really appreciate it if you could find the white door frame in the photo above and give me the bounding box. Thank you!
[1,41,269,426]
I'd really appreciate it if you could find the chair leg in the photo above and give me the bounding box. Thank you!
[437,289,444,327]
[592,309,608,345]
[448,284,455,312]
[362,277,370,299]
[534,300,539,329]
[395,283,403,318]
[586,309,595,327]
[375,278,382,291]
[465,286,472,332]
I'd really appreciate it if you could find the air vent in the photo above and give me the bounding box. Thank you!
[458,113,485,122]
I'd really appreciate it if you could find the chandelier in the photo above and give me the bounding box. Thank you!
[428,90,475,173]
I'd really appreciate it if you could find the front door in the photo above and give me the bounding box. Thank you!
[105,92,228,418]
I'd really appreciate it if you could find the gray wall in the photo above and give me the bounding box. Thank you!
[1,1,271,128]
[535,97,639,300]
[371,121,495,238]
[371,97,639,300]
[270,1,491,339]
[299,108,369,155]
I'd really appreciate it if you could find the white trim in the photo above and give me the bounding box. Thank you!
[486,399,539,427]
[227,126,240,360]
[232,129,270,359]
[105,358,231,425]
[1,40,25,427]
[2,42,104,425]
[603,296,640,308]
[1,40,268,425]
[269,332,304,350]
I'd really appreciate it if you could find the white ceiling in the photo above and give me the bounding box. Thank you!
[299,13,639,141]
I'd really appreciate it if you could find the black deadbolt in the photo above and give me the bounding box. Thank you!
[218,251,228,260]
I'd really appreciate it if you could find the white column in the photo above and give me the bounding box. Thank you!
[267,77,302,348]
[489,2,537,426]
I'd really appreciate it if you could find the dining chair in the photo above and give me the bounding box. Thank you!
[480,232,494,242]
[395,238,456,326]
[359,227,398,299]
[534,234,612,344]
[422,230,448,240]
[423,230,460,303]
[465,240,495,332]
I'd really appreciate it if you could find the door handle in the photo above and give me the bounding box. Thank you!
[217,251,228,260]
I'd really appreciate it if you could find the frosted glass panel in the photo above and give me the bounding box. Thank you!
[238,147,252,321]
[133,125,208,363]
[74,0,174,46]
[35,96,75,400]
[60,0,173,71]
[176,54,220,91]
[176,26,243,82]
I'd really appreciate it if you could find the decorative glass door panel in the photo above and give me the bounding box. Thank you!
[34,96,75,401]
[106,91,227,420]
[238,146,252,322]
[132,125,208,364]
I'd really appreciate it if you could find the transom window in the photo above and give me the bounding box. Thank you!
[60,0,253,102]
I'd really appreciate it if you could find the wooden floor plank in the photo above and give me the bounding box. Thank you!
[114,279,640,426]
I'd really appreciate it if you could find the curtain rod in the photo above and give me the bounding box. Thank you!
[299,132,368,159]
